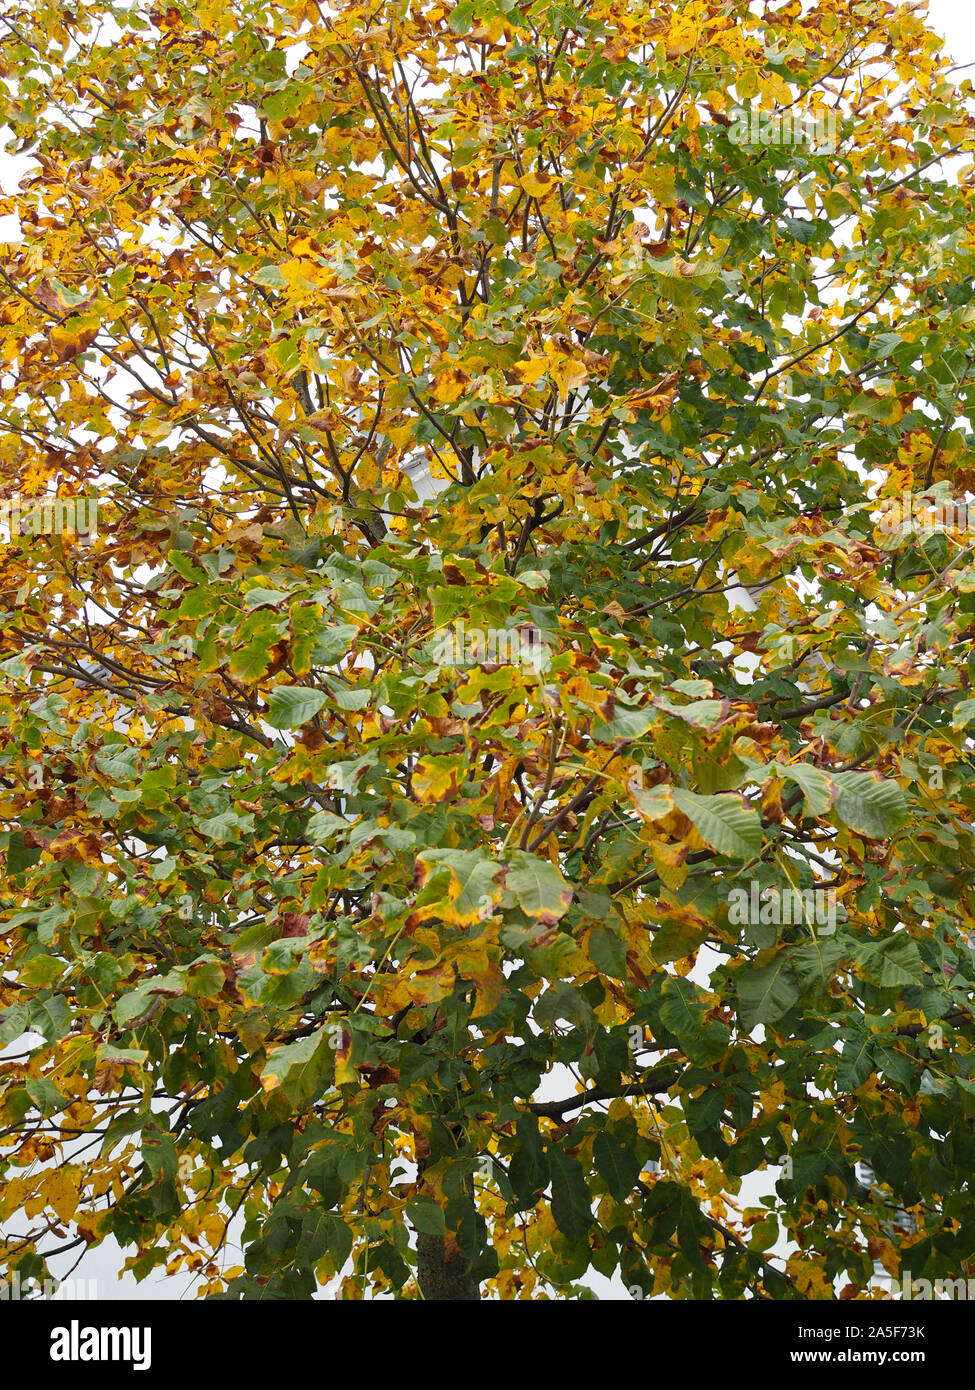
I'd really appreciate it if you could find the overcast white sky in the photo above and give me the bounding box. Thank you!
[0,0,972,1302]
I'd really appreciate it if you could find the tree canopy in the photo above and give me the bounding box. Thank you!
[2,0,975,1300]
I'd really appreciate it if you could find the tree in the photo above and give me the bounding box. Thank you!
[1,0,975,1302]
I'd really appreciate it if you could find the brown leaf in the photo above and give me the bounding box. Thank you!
[280,911,310,938]
[37,279,70,314]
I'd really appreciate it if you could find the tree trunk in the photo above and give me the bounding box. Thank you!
[416,1233,480,1300]
[412,1108,482,1300]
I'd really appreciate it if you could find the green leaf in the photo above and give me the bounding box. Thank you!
[658,975,702,1039]
[831,772,908,840]
[95,748,140,780]
[312,621,358,665]
[6,833,41,875]
[592,703,654,743]
[260,1031,332,1105]
[593,1131,641,1203]
[655,697,726,728]
[229,611,288,682]
[25,1077,68,1115]
[658,976,729,1064]
[509,1115,548,1209]
[737,952,801,1029]
[503,850,574,925]
[837,1032,874,1090]
[142,1128,177,1181]
[749,1215,779,1252]
[415,848,505,926]
[329,685,370,711]
[406,1198,446,1236]
[97,1046,148,1065]
[534,980,593,1031]
[196,809,254,843]
[672,789,763,859]
[324,1213,353,1269]
[447,0,474,34]
[253,263,286,288]
[547,1143,593,1242]
[0,1005,28,1046]
[782,215,818,244]
[18,954,66,987]
[588,923,627,979]
[855,933,924,989]
[851,392,900,422]
[951,697,975,731]
[27,995,71,1042]
[790,936,848,996]
[769,762,835,817]
[266,685,330,728]
[166,549,207,583]
[242,586,292,609]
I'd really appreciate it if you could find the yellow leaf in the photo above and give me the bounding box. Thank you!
[432,367,469,403]
[43,1166,82,1223]
[413,756,461,803]
[452,936,505,1017]
[49,323,98,362]
[279,258,324,293]
[512,356,549,385]
[651,839,689,891]
[334,1037,357,1087]
[519,172,559,199]
[374,961,455,1013]
[548,354,588,398]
